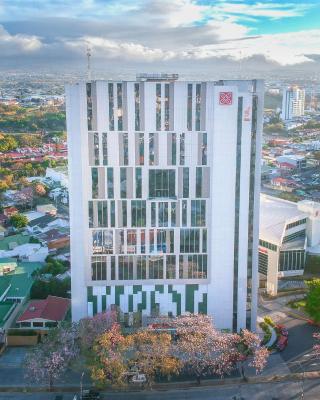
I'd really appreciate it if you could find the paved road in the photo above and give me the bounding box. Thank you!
[0,379,319,400]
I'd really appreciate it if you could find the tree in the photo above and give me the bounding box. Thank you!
[30,278,71,299]
[305,279,320,322]
[0,133,18,152]
[170,314,235,383]
[89,323,129,388]
[313,333,320,358]
[25,323,79,390]
[10,213,28,228]
[128,329,181,386]
[34,183,47,196]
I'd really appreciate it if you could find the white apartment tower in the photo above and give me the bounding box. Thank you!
[66,75,264,332]
[281,86,305,121]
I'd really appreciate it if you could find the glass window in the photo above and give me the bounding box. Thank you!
[138,133,144,165]
[195,83,201,131]
[135,83,141,131]
[191,200,206,227]
[102,132,108,165]
[91,167,98,199]
[92,230,113,254]
[149,169,176,198]
[117,83,123,131]
[180,133,185,165]
[108,83,114,131]
[202,229,207,253]
[97,201,108,227]
[171,132,176,165]
[180,229,200,253]
[136,168,142,198]
[187,84,192,131]
[201,132,207,165]
[120,168,127,198]
[107,168,114,198]
[141,230,146,254]
[118,256,133,280]
[182,200,187,227]
[111,256,116,280]
[196,167,202,198]
[121,200,127,227]
[151,202,156,227]
[183,168,189,198]
[127,230,137,254]
[131,200,146,227]
[91,256,107,280]
[158,202,168,227]
[89,201,93,228]
[166,255,176,279]
[122,132,129,165]
[149,256,164,279]
[156,83,161,131]
[149,133,155,165]
[179,254,207,279]
[137,256,146,279]
[164,83,170,131]
[110,200,115,227]
[87,82,93,131]
[171,202,176,227]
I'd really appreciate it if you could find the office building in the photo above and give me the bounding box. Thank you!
[66,75,264,332]
[281,86,305,121]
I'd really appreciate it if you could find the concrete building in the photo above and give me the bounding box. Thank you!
[281,86,305,121]
[259,195,320,295]
[66,76,264,332]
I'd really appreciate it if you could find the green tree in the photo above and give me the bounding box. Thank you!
[305,279,320,322]
[0,133,18,152]
[10,213,28,228]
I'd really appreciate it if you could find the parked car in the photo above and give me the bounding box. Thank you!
[276,324,288,337]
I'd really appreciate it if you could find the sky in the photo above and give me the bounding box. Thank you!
[0,0,320,78]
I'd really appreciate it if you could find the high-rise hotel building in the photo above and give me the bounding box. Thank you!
[66,75,264,332]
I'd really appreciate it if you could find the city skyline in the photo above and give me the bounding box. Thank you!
[0,0,320,76]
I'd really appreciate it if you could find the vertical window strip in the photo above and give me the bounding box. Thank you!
[134,83,140,131]
[117,83,123,131]
[108,83,114,131]
[195,84,201,131]
[156,83,161,131]
[187,84,192,131]
[164,83,170,131]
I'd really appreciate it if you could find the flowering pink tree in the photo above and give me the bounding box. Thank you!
[170,315,269,383]
[25,323,79,390]
[312,333,320,358]
[78,311,118,351]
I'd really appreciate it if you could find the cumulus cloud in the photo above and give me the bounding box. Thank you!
[0,25,42,55]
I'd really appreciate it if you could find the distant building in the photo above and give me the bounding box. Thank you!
[281,86,305,121]
[276,155,306,169]
[259,195,320,295]
[46,167,68,188]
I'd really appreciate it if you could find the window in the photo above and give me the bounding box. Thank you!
[156,83,161,130]
[111,256,116,280]
[91,168,98,199]
[120,132,129,165]
[279,250,305,271]
[156,229,174,253]
[166,255,176,279]
[201,132,207,165]
[187,84,192,131]
[127,230,137,254]
[183,168,189,198]
[92,230,113,254]
[137,256,146,279]
[171,202,177,227]
[196,167,202,198]
[282,229,306,243]
[91,256,107,280]
[118,256,133,280]
[149,256,164,279]
[89,201,93,228]
[151,203,156,227]
[171,133,176,165]
[179,254,207,279]
[191,200,206,226]
[117,83,123,131]
[136,168,142,198]
[110,201,115,227]
[88,132,99,165]
[180,133,185,165]
[108,83,114,131]
[149,133,156,165]
[286,219,307,230]
[149,169,176,198]
[87,83,93,131]
[202,229,207,253]
[258,252,268,275]
[259,239,277,252]
[182,200,187,227]
[164,83,170,131]
[141,230,146,254]
[120,200,127,227]
[158,202,168,227]
[135,83,141,131]
[138,133,144,165]
[120,168,127,198]
[102,132,108,165]
[180,229,200,253]
[131,200,146,227]
[195,84,201,131]
[89,200,108,228]
[107,168,114,198]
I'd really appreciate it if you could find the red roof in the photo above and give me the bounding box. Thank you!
[17,296,70,322]
[278,162,295,169]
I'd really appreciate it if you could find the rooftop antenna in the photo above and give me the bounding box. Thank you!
[86,45,92,81]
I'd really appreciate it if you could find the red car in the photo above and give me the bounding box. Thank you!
[276,324,289,337]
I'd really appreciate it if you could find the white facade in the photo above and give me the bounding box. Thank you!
[281,87,305,121]
[66,77,264,332]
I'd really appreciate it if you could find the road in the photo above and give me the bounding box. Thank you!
[0,379,320,400]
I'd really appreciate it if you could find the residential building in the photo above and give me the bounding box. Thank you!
[66,76,264,332]
[259,194,320,295]
[281,86,305,121]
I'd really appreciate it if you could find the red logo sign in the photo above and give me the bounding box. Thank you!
[219,92,233,105]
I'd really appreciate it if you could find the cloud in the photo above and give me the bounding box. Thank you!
[0,25,42,55]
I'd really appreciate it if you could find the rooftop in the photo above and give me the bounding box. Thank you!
[0,234,30,251]
[0,302,15,327]
[17,296,70,322]
[260,194,307,245]
[5,273,33,299]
